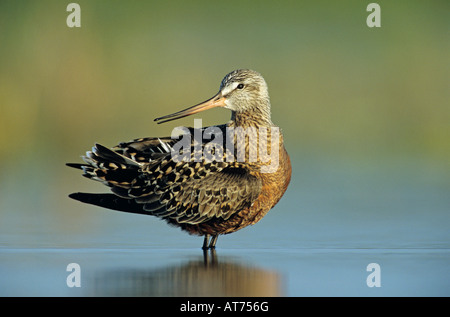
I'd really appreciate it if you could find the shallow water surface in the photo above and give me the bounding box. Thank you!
[1,247,448,296]
[0,158,449,296]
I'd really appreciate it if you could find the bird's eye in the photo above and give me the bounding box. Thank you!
[237,83,244,89]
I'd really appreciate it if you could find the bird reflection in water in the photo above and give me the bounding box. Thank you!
[92,250,282,296]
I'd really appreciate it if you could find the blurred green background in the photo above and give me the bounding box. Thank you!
[1,0,448,160]
[0,0,448,242]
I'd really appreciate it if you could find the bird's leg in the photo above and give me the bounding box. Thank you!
[208,235,219,249]
[202,234,210,250]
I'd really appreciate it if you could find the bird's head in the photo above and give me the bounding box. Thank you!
[154,69,272,126]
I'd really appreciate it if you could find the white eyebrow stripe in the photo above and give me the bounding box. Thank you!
[221,82,239,95]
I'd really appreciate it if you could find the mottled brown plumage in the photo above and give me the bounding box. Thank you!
[67,69,291,249]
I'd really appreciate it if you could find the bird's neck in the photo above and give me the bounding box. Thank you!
[229,109,273,129]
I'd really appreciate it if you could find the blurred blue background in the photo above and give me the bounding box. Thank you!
[0,0,448,296]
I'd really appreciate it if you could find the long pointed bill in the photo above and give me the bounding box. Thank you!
[154,92,226,124]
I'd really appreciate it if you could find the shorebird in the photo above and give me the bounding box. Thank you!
[67,69,291,249]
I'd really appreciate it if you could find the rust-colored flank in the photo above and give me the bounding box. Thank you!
[67,69,291,249]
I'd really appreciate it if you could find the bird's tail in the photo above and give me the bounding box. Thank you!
[68,192,148,215]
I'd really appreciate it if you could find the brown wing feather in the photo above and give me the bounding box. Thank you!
[158,165,262,224]
[68,131,262,226]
